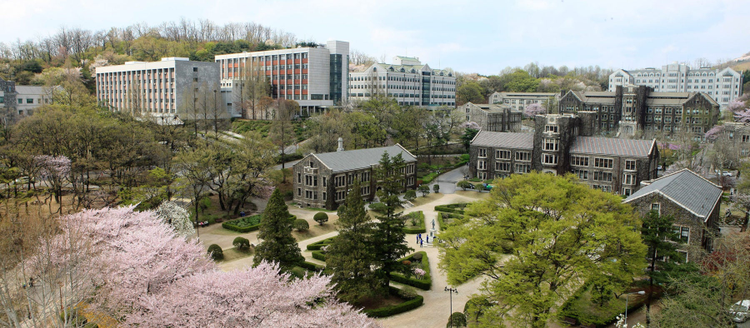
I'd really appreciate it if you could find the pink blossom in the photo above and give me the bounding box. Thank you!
[523,103,546,118]
[461,121,481,130]
[704,126,724,140]
[414,268,426,279]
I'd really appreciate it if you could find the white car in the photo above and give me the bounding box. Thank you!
[731,300,750,323]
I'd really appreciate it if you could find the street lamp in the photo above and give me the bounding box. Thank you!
[625,290,646,326]
[445,286,458,328]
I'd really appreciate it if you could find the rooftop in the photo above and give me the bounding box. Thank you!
[470,131,534,150]
[570,136,655,157]
[309,144,417,173]
[624,169,722,219]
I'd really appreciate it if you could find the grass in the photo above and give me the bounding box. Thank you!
[292,222,338,242]
[220,247,253,262]
[410,193,445,206]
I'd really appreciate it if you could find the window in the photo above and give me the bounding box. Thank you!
[593,171,613,182]
[625,160,636,171]
[571,156,589,167]
[651,203,660,213]
[193,67,198,72]
[323,177,327,187]
[573,168,588,180]
[515,151,531,162]
[622,188,632,197]
[297,188,302,196]
[26,98,33,104]
[515,164,531,173]
[496,162,510,172]
[545,125,558,133]
[673,225,690,243]
[542,154,558,165]
[496,150,511,160]
[477,160,486,170]
[594,158,614,168]
[478,148,487,158]
[623,174,636,185]
[543,138,559,151]
[297,173,301,183]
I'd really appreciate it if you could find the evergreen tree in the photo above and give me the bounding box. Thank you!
[372,152,412,292]
[326,179,381,303]
[253,188,304,270]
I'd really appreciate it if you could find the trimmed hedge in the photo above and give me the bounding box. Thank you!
[222,215,297,233]
[434,203,468,214]
[306,236,337,250]
[312,250,326,261]
[390,251,432,290]
[403,211,426,234]
[363,286,424,318]
[298,261,325,272]
[437,212,463,231]
[207,244,224,260]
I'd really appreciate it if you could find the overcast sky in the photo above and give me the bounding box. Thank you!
[2,0,748,75]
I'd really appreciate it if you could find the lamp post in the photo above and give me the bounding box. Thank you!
[445,286,458,328]
[625,290,646,326]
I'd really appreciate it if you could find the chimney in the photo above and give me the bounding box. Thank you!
[337,137,344,152]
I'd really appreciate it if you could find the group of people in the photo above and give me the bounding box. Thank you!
[416,233,432,248]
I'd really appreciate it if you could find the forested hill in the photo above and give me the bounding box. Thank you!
[0,19,307,86]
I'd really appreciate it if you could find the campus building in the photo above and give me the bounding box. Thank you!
[462,102,523,132]
[624,169,722,261]
[292,141,417,210]
[96,57,222,120]
[215,40,349,116]
[0,78,53,123]
[469,114,659,196]
[558,86,720,138]
[489,91,559,111]
[348,56,456,108]
[0,77,18,124]
[608,63,743,109]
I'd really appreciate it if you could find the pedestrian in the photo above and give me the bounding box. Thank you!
[417,233,421,243]
[426,235,430,243]
[420,238,423,248]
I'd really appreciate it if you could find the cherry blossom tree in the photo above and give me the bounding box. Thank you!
[154,201,195,237]
[704,125,724,141]
[523,103,546,118]
[35,155,71,205]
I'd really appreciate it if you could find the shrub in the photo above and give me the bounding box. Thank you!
[434,203,468,214]
[313,212,328,225]
[398,286,419,299]
[433,184,440,193]
[457,180,474,191]
[289,266,307,279]
[418,184,431,196]
[207,244,224,260]
[404,190,417,202]
[298,261,325,272]
[464,296,493,325]
[402,260,412,266]
[306,236,337,250]
[222,214,262,232]
[312,250,326,261]
[363,287,424,318]
[233,237,251,251]
[403,211,426,234]
[447,312,467,328]
[412,253,423,262]
[390,251,432,290]
[369,202,387,213]
[293,219,310,232]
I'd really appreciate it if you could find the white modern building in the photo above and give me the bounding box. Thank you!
[95,57,221,120]
[608,63,743,109]
[348,56,456,108]
[15,86,51,117]
[489,91,559,111]
[215,40,349,117]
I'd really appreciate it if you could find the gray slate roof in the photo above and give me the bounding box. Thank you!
[571,136,655,157]
[624,169,722,219]
[311,144,416,173]
[471,131,534,150]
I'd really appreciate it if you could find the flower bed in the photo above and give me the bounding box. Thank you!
[390,251,432,290]
[362,286,424,318]
[403,211,426,234]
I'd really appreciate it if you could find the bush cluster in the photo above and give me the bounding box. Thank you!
[447,312,467,328]
[293,219,309,232]
[369,202,387,213]
[232,237,251,251]
[306,236,337,250]
[434,203,468,214]
[207,244,224,260]
[403,211,426,234]
[390,251,432,290]
[363,287,424,318]
[311,250,326,261]
[313,212,328,225]
[297,261,325,272]
[221,214,262,232]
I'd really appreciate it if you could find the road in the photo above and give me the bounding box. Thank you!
[427,166,470,194]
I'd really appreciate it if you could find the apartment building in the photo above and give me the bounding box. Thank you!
[608,63,743,109]
[215,40,349,116]
[489,91,559,111]
[96,57,221,120]
[462,102,523,132]
[559,86,720,139]
[349,56,456,108]
[469,114,659,196]
[292,141,417,210]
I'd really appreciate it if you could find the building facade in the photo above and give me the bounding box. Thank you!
[489,91,559,111]
[624,169,723,261]
[469,114,659,196]
[292,143,417,210]
[348,56,456,108]
[608,63,743,109]
[0,77,18,124]
[96,57,221,120]
[462,102,522,132]
[215,40,349,116]
[16,86,52,118]
[559,86,720,138]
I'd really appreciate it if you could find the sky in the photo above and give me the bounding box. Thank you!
[2,0,749,75]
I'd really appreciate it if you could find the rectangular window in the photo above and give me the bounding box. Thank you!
[478,148,487,158]
[323,192,327,200]
[543,138,559,151]
[495,162,510,172]
[593,171,613,181]
[496,150,511,160]
[545,125,558,133]
[323,177,327,187]
[515,164,531,173]
[297,188,301,196]
[672,226,690,243]
[625,160,637,171]
[622,188,632,197]
[543,154,558,165]
[573,169,588,180]
[594,158,614,168]
[297,173,301,183]
[571,156,589,167]
[651,203,660,213]
[26,98,33,104]
[623,174,636,185]
[477,160,486,170]
[515,151,531,162]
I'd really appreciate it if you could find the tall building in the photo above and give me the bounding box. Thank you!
[96,57,221,120]
[348,56,456,108]
[469,114,659,196]
[558,86,720,138]
[215,40,349,116]
[489,91,559,111]
[608,63,743,109]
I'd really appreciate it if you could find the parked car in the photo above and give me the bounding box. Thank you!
[731,300,750,323]
[722,171,733,177]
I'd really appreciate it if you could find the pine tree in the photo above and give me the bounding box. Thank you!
[327,179,381,303]
[372,152,412,292]
[253,188,304,270]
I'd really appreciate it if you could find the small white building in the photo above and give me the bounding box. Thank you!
[349,56,456,108]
